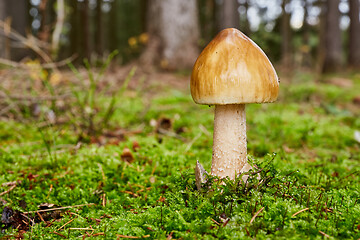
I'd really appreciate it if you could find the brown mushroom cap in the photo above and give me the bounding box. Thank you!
[191,28,279,105]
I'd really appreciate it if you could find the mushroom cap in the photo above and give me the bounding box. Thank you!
[191,28,279,105]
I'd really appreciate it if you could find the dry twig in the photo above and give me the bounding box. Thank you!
[117,234,150,239]
[0,20,52,63]
[23,203,95,214]
[250,207,264,224]
[57,218,75,231]
[292,207,310,217]
[0,184,17,196]
[51,231,67,238]
[318,230,330,238]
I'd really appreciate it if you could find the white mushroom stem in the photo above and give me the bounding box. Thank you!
[211,104,247,180]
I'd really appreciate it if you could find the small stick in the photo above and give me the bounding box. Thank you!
[211,218,220,226]
[223,218,230,227]
[51,231,67,238]
[318,230,330,238]
[117,234,150,239]
[0,184,16,196]
[1,180,20,187]
[292,208,310,217]
[199,124,211,137]
[250,207,264,224]
[102,193,106,207]
[184,131,202,152]
[23,203,95,214]
[121,191,139,197]
[69,227,93,231]
[57,218,75,231]
[92,233,105,236]
[36,212,45,222]
[20,213,35,226]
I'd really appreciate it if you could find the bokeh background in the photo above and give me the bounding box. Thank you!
[1,0,359,73]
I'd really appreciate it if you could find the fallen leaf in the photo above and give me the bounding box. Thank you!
[156,117,172,132]
[353,96,360,106]
[121,148,134,163]
[132,141,140,152]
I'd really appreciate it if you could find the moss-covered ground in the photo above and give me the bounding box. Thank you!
[0,69,360,239]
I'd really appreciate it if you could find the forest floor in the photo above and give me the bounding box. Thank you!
[0,62,360,239]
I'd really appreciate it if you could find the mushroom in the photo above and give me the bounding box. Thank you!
[191,28,279,181]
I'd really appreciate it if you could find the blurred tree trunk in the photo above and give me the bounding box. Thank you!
[218,0,239,30]
[0,0,5,58]
[322,0,342,73]
[281,0,292,68]
[4,1,29,60]
[348,0,360,68]
[51,0,65,58]
[301,0,311,67]
[38,0,50,42]
[80,0,90,60]
[95,0,103,57]
[201,0,216,43]
[109,0,118,52]
[241,0,251,36]
[141,0,200,70]
[69,0,79,60]
[140,0,148,33]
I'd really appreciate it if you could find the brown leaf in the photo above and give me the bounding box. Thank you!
[353,96,360,106]
[156,117,172,132]
[121,148,134,163]
[132,141,140,152]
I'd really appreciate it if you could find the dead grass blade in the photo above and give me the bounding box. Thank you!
[318,230,330,238]
[51,231,67,238]
[57,218,75,231]
[0,184,17,196]
[117,234,150,239]
[23,203,95,214]
[250,207,264,224]
[292,208,310,217]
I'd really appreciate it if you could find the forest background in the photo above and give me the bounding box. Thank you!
[1,0,360,73]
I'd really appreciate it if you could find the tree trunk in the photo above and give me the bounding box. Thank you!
[69,0,79,60]
[348,0,360,68]
[95,0,103,58]
[81,0,90,60]
[241,0,251,36]
[109,0,118,52]
[218,0,239,30]
[5,1,30,60]
[301,0,312,68]
[141,0,200,70]
[38,0,50,42]
[201,0,216,43]
[51,0,65,58]
[322,0,342,73]
[0,0,5,58]
[281,0,292,67]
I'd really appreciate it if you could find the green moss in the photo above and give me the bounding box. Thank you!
[0,72,359,239]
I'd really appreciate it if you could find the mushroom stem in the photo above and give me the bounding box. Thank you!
[211,104,247,180]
